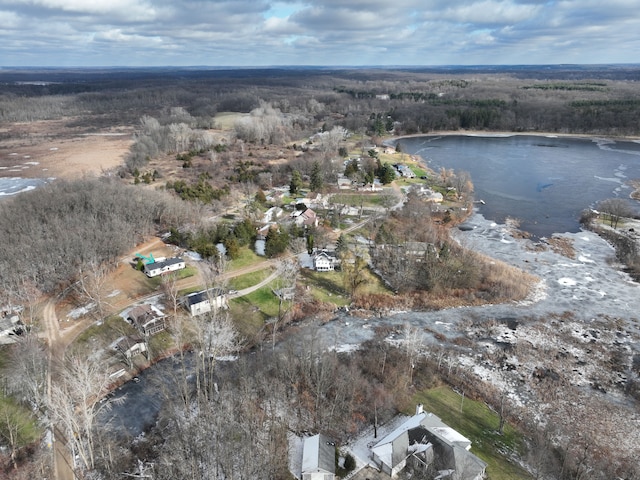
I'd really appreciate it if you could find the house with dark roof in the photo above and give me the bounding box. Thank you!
[301,434,336,480]
[371,405,486,480]
[143,257,186,278]
[313,251,338,272]
[184,288,227,316]
[127,304,166,336]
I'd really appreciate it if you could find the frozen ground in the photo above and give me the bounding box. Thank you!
[314,213,640,351]
[304,213,640,470]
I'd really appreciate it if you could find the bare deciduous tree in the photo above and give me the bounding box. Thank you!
[74,260,113,320]
[48,355,122,473]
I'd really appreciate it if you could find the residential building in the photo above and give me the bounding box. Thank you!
[114,335,147,360]
[313,251,338,272]
[302,434,336,480]
[371,405,486,480]
[144,257,186,278]
[127,304,166,336]
[292,208,319,227]
[184,288,227,316]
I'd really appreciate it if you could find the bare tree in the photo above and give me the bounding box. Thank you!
[341,247,369,297]
[3,333,48,413]
[192,311,242,403]
[403,323,424,385]
[74,260,112,320]
[269,258,299,349]
[48,354,122,473]
[161,272,181,323]
[597,198,634,229]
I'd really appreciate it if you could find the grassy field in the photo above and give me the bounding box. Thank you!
[331,192,385,207]
[214,111,247,129]
[228,268,272,290]
[69,315,138,357]
[300,269,351,306]
[228,248,265,270]
[412,386,533,480]
[0,395,41,448]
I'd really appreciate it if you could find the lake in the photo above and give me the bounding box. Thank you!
[396,134,640,238]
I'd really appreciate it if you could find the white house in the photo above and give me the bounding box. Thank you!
[144,257,186,278]
[114,335,147,360]
[371,405,486,480]
[313,251,337,272]
[302,434,336,480]
[184,288,227,316]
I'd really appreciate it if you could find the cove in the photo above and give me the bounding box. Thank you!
[395,134,640,238]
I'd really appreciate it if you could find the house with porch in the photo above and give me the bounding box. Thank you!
[127,304,166,336]
[313,251,338,272]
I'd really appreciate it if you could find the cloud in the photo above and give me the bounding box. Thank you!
[0,0,637,65]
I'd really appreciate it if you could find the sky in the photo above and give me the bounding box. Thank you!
[1,0,639,67]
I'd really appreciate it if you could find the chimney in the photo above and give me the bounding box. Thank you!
[416,404,424,415]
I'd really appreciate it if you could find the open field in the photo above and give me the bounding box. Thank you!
[0,119,133,180]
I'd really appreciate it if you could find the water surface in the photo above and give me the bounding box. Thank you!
[397,135,640,237]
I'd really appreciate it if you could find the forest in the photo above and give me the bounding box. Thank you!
[1,65,640,480]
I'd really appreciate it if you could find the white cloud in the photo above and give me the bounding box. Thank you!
[0,0,637,65]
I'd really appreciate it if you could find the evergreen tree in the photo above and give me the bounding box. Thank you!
[265,228,290,258]
[306,234,314,254]
[310,161,323,192]
[289,169,302,195]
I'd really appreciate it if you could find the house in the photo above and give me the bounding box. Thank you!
[302,434,336,480]
[371,405,486,480]
[144,257,186,278]
[114,335,147,360]
[292,208,318,228]
[313,251,337,272]
[395,164,416,179]
[184,288,227,316]
[262,206,284,223]
[127,304,166,336]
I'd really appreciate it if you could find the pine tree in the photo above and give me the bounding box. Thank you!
[289,169,302,195]
[310,161,323,191]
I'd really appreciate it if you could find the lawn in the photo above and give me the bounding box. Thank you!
[229,286,280,341]
[0,395,41,448]
[228,268,272,290]
[69,315,138,357]
[228,248,266,270]
[411,387,532,480]
[300,266,393,306]
[331,193,385,207]
[300,269,351,306]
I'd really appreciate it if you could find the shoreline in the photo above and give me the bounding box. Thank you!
[387,129,640,143]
